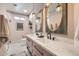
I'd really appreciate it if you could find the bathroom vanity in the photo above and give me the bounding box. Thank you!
[26,34,54,56]
[25,3,79,56]
[26,34,79,56]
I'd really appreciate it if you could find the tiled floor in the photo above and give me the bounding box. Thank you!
[4,38,30,56]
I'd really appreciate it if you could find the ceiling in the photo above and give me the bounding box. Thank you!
[0,3,45,15]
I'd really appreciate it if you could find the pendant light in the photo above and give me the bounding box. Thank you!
[45,3,51,7]
[46,3,50,6]
[56,3,62,12]
[29,3,35,22]
[32,3,35,17]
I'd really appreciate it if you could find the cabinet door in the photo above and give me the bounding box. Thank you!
[26,37,56,56]
[33,42,55,56]
[32,50,37,56]
[32,45,42,56]
[32,47,42,56]
[43,50,56,56]
[26,38,33,55]
[33,43,43,56]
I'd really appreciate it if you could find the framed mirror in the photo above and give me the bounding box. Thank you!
[46,3,68,35]
[35,10,43,32]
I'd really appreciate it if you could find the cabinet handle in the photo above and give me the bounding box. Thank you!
[34,45,43,55]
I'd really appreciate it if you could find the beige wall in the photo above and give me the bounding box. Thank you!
[74,4,79,49]
[74,4,79,34]
[68,4,74,39]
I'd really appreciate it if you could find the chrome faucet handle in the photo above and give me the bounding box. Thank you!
[52,37,56,40]
[47,33,51,39]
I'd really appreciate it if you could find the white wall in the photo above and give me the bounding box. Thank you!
[7,13,30,43]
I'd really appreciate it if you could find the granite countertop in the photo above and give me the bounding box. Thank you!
[26,34,79,56]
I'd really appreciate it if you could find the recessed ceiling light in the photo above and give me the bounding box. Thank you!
[24,10,27,13]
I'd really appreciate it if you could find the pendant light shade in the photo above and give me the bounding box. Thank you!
[32,3,35,16]
[56,3,62,12]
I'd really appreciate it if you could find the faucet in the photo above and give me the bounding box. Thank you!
[47,32,51,40]
[47,32,56,40]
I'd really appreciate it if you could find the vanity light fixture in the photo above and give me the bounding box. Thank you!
[32,12,35,17]
[29,12,35,19]
[56,3,62,12]
[31,3,35,17]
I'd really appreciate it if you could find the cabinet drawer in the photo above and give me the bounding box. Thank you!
[28,45,33,53]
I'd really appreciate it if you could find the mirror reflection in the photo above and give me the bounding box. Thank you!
[35,10,43,32]
[47,3,62,31]
[46,3,67,34]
